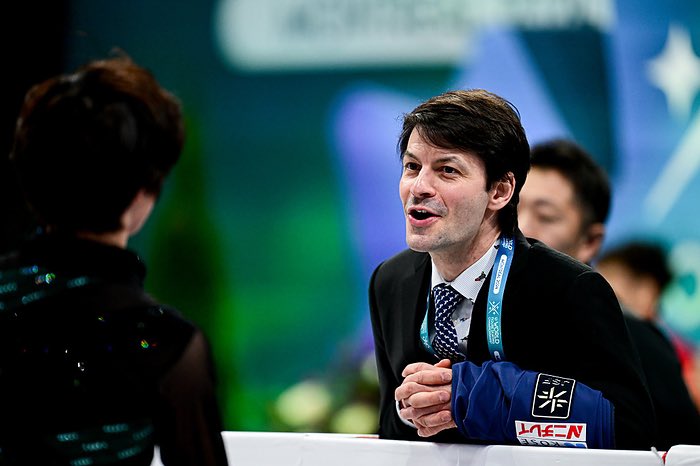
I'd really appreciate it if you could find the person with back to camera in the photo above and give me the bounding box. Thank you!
[597,241,700,449]
[0,53,228,465]
[517,138,700,450]
[369,90,655,450]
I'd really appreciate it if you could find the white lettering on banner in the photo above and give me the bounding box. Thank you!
[515,420,587,448]
[493,254,507,294]
[215,0,615,70]
[487,321,500,343]
[486,302,501,344]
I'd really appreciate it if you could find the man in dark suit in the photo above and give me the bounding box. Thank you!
[369,90,655,450]
[518,139,700,450]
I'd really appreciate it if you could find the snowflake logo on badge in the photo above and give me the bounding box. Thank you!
[531,373,576,419]
[537,387,569,414]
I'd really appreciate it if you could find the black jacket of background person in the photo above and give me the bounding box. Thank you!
[0,234,227,466]
[624,313,700,450]
[369,230,656,450]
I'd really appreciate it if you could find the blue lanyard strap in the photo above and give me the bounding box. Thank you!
[420,291,435,356]
[486,235,515,361]
[420,235,515,361]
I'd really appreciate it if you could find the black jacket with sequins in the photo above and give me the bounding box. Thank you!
[0,234,227,466]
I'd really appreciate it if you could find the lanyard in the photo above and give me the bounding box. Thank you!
[419,292,435,356]
[419,235,515,361]
[486,235,515,361]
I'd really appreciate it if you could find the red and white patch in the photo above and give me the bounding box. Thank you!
[515,420,587,448]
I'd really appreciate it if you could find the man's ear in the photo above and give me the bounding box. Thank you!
[576,222,605,265]
[488,172,516,211]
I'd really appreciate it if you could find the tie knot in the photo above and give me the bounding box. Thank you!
[433,283,464,306]
[431,283,466,362]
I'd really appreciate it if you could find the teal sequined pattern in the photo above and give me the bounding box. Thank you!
[44,419,154,465]
[0,265,92,311]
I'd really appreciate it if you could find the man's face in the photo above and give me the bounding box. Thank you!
[518,167,591,261]
[399,129,492,258]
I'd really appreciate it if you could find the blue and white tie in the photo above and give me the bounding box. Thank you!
[432,283,466,362]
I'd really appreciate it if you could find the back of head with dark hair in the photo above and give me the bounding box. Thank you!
[10,54,184,233]
[598,241,673,292]
[530,139,610,230]
[398,89,531,234]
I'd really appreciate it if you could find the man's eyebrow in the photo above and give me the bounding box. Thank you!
[434,155,465,165]
[401,152,466,165]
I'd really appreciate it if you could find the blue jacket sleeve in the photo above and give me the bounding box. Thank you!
[451,360,614,449]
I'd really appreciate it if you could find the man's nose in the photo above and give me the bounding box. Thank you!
[410,170,436,198]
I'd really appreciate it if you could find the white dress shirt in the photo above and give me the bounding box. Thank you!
[429,241,499,354]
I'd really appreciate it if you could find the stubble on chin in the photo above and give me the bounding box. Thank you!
[405,226,438,253]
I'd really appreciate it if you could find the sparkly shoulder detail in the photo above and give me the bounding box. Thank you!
[0,265,93,312]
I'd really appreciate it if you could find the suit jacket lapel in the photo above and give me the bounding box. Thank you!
[396,252,433,362]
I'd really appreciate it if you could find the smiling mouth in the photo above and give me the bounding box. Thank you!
[409,209,438,221]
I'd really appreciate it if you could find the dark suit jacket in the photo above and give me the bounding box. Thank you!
[369,232,656,450]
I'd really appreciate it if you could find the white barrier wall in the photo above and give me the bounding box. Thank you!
[151,432,700,465]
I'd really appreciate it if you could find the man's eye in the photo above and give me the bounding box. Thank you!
[442,166,458,174]
[404,162,419,171]
[536,214,558,224]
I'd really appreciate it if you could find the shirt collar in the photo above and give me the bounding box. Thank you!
[430,241,499,302]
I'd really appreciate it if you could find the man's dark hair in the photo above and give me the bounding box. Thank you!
[530,139,610,230]
[598,241,673,292]
[10,53,184,233]
[398,89,530,235]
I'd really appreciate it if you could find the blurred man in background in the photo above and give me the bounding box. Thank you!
[518,138,700,450]
[517,139,607,265]
[597,241,700,418]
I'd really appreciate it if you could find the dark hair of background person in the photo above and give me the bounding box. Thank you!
[530,138,611,229]
[398,89,531,235]
[10,53,184,234]
[598,241,673,292]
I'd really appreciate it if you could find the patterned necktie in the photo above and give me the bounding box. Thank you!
[432,283,466,362]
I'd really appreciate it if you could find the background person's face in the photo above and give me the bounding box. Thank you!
[518,167,589,261]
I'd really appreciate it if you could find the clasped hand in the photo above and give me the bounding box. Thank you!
[394,359,456,437]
